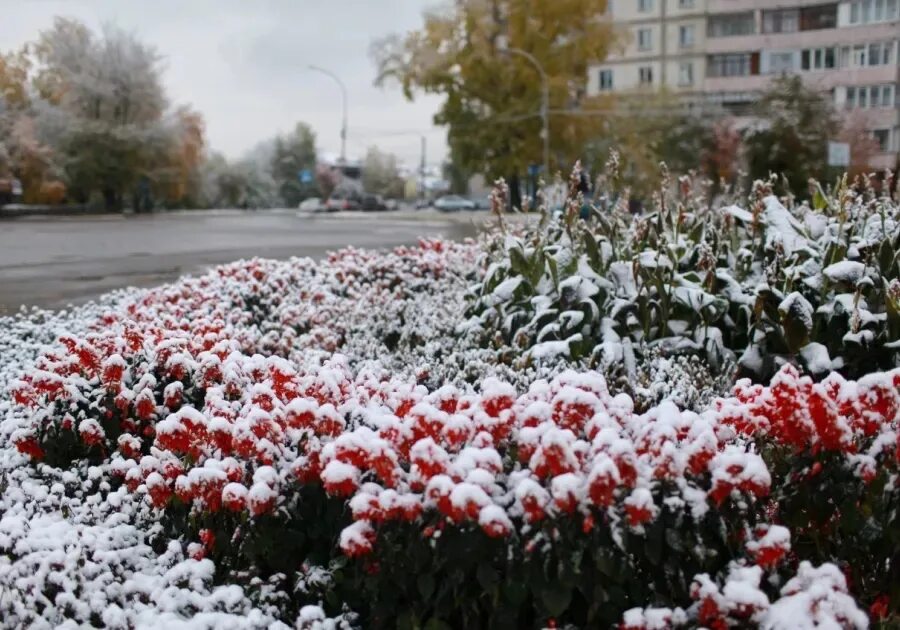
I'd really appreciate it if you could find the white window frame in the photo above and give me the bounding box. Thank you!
[678,61,694,86]
[637,28,653,51]
[639,66,654,85]
[678,0,695,8]
[598,69,614,91]
[679,25,695,48]
[638,0,654,12]
[872,129,891,152]
[769,51,796,75]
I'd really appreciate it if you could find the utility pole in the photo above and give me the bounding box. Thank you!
[308,65,348,163]
[419,135,426,204]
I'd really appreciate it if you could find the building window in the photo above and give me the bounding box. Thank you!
[846,42,895,68]
[679,25,695,48]
[848,0,898,23]
[769,51,796,75]
[801,47,837,70]
[637,28,653,51]
[678,0,695,8]
[639,66,654,85]
[638,0,654,12]
[799,4,837,30]
[598,69,614,91]
[867,41,893,66]
[761,6,834,33]
[762,9,799,33]
[678,62,694,86]
[707,12,755,37]
[708,53,758,77]
[846,84,895,109]
[872,129,891,151]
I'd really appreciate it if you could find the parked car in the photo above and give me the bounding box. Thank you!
[298,197,324,212]
[360,194,387,212]
[325,195,361,211]
[469,195,491,210]
[433,194,476,211]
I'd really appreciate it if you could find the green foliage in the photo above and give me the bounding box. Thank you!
[745,76,839,199]
[271,123,318,207]
[464,162,900,383]
[362,146,405,198]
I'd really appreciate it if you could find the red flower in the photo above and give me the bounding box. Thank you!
[14,436,44,461]
[340,521,376,558]
[199,528,215,552]
[869,594,890,620]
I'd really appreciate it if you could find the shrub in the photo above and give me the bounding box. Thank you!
[11,298,895,625]
[463,163,900,383]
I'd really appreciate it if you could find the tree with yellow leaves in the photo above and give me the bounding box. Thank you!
[372,0,618,207]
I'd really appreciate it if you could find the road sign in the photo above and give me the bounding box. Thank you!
[298,169,314,183]
[827,141,850,167]
[527,164,541,177]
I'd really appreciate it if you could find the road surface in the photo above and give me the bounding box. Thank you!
[0,209,484,313]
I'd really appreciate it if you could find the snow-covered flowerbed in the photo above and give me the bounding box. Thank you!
[1,235,897,628]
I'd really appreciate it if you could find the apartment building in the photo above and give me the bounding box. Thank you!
[587,0,900,169]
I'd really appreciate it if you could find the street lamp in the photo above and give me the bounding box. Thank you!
[308,65,348,164]
[501,47,549,178]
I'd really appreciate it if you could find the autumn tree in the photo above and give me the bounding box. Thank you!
[582,91,719,200]
[158,106,206,207]
[745,75,838,198]
[373,0,618,208]
[0,48,63,203]
[705,119,742,184]
[362,146,404,198]
[838,111,881,182]
[270,122,317,207]
[31,19,172,210]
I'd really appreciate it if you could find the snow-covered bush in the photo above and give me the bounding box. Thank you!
[463,165,900,383]
[2,237,893,627]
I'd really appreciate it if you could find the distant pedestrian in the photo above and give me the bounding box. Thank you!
[578,170,591,220]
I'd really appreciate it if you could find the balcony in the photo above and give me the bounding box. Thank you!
[704,22,900,54]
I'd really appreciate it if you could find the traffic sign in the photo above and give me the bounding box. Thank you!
[298,169,314,183]
[827,142,850,167]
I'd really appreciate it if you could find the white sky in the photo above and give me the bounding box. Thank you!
[0,0,447,166]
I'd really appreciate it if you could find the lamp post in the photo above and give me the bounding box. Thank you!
[502,47,549,178]
[308,65,348,164]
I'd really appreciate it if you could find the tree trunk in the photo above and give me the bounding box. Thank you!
[508,172,522,212]
[103,187,122,212]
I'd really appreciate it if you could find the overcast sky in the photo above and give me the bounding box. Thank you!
[0,0,447,166]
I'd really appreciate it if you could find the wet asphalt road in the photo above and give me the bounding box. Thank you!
[0,209,481,313]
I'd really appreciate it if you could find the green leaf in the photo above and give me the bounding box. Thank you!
[583,230,601,268]
[396,610,417,630]
[812,183,828,211]
[424,618,453,630]
[503,580,527,607]
[418,573,435,600]
[547,256,559,290]
[878,239,895,277]
[476,562,497,590]
[540,583,572,617]
[509,246,529,278]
